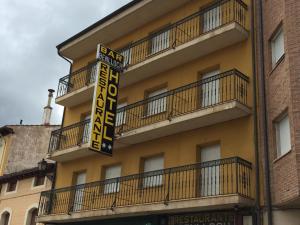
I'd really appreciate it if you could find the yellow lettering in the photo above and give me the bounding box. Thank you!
[105,111,115,126]
[103,126,112,141]
[109,69,119,83]
[108,83,117,97]
[100,46,107,55]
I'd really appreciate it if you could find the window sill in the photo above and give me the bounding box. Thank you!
[273,149,292,164]
[269,54,285,76]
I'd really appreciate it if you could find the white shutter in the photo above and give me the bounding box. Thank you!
[82,114,91,144]
[147,88,167,116]
[73,172,86,211]
[277,115,291,156]
[150,30,170,54]
[202,70,220,107]
[272,28,284,67]
[116,102,127,126]
[203,7,221,32]
[120,48,132,66]
[200,144,221,196]
[104,165,121,194]
[143,156,164,187]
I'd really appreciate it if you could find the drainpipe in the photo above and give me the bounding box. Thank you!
[51,48,73,190]
[250,0,261,224]
[256,0,273,224]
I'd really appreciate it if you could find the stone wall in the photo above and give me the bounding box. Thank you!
[4,125,59,174]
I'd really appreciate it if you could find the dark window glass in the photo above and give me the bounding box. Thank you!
[33,176,45,187]
[6,180,17,192]
[30,209,38,225]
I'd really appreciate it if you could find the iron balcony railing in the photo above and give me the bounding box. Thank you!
[118,0,247,66]
[56,0,247,98]
[38,157,252,216]
[49,69,249,154]
[57,61,98,98]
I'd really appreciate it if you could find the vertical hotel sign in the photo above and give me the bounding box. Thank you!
[89,44,124,156]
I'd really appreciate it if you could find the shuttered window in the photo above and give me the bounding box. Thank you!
[143,155,164,187]
[104,165,121,194]
[147,88,167,116]
[276,114,291,157]
[271,27,284,67]
[116,102,127,126]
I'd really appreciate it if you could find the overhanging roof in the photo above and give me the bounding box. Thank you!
[0,163,55,184]
[57,0,191,60]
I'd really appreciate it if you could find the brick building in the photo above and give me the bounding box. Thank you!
[256,0,300,224]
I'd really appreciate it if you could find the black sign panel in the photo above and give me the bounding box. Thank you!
[169,212,235,225]
[89,44,124,156]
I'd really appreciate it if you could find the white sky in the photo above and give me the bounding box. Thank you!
[0,0,131,126]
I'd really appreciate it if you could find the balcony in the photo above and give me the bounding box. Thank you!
[49,69,251,162]
[37,157,253,223]
[56,0,248,107]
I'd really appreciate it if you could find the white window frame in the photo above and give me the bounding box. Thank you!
[150,30,170,55]
[0,208,12,225]
[31,175,47,190]
[201,70,220,107]
[120,48,132,66]
[271,26,285,68]
[203,6,222,33]
[5,181,18,195]
[23,204,38,225]
[275,113,291,157]
[104,165,122,194]
[147,88,168,116]
[116,102,127,127]
[143,155,164,188]
[200,144,221,196]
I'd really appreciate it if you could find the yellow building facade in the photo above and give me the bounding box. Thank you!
[38,1,256,225]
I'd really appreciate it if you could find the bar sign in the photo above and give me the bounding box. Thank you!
[89,44,124,156]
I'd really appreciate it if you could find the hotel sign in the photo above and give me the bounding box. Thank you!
[169,212,235,225]
[89,44,124,156]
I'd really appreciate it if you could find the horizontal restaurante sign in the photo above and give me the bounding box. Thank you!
[89,44,124,156]
[169,212,235,225]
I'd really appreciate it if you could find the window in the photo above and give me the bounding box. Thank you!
[201,70,220,107]
[147,88,167,116]
[116,102,127,126]
[120,48,132,66]
[271,27,284,67]
[6,181,17,192]
[81,114,91,144]
[25,208,38,225]
[150,30,170,55]
[200,144,221,196]
[143,155,164,187]
[72,172,86,212]
[86,60,98,84]
[104,165,121,194]
[203,6,221,32]
[33,176,45,187]
[276,114,291,157]
[0,211,10,225]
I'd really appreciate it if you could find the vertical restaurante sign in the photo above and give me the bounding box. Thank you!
[89,44,124,156]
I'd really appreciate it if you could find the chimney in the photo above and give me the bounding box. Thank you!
[42,89,55,125]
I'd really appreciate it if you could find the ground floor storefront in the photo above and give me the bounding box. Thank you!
[53,210,254,225]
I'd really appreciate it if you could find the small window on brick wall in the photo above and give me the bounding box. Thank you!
[6,180,17,192]
[275,114,291,157]
[271,26,284,68]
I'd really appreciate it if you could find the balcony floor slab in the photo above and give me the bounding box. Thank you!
[37,194,254,224]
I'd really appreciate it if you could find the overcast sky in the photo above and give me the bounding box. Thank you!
[0,0,131,126]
